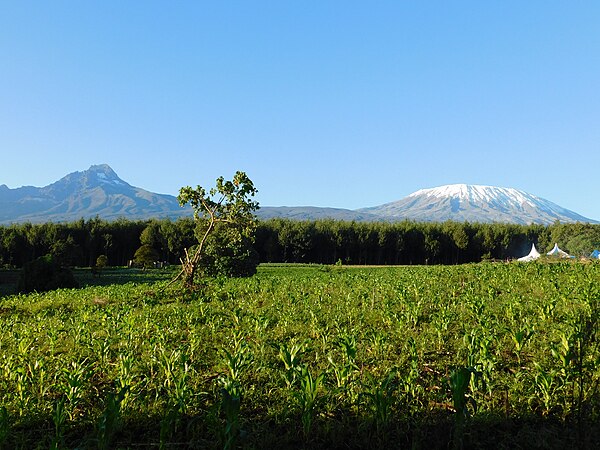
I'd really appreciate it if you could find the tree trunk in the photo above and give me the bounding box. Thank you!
[168,219,215,290]
[182,261,195,288]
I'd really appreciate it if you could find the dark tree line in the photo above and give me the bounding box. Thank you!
[255,219,550,265]
[1,217,600,269]
[0,218,194,269]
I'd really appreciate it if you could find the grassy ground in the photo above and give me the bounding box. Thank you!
[0,263,599,449]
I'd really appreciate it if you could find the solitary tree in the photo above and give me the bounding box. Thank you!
[172,171,259,288]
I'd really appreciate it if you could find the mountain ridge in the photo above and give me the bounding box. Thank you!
[0,166,596,225]
[0,164,192,224]
[358,184,595,225]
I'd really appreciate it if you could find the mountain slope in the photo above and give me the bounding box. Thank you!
[0,165,192,224]
[255,206,383,222]
[359,184,596,225]
[1,169,596,225]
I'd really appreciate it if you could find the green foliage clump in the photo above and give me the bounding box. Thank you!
[133,245,159,268]
[17,254,78,293]
[96,254,108,269]
[198,224,260,278]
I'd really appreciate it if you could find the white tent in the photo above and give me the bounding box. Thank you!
[547,243,571,258]
[518,243,541,262]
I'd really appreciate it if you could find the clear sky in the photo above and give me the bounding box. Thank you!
[1,1,599,220]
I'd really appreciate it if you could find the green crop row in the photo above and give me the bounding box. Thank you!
[0,262,599,449]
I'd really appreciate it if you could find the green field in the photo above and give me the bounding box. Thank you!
[0,263,599,449]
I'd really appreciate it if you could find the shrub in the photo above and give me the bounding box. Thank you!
[96,255,109,269]
[133,245,159,269]
[17,254,78,293]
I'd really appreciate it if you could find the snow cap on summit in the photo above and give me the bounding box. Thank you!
[408,184,539,208]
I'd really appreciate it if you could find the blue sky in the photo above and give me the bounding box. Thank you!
[1,1,599,219]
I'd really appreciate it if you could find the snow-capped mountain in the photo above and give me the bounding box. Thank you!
[0,164,192,224]
[359,184,596,225]
[1,169,595,225]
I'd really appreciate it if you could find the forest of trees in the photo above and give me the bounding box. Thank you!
[1,217,600,269]
[255,219,600,264]
[0,218,193,269]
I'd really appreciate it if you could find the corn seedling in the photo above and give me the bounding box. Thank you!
[61,360,90,420]
[29,359,50,398]
[274,340,305,387]
[98,337,112,369]
[401,297,422,328]
[116,354,136,409]
[551,332,574,380]
[336,334,358,364]
[159,403,181,450]
[96,386,128,450]
[448,366,481,450]
[510,326,534,366]
[219,376,242,450]
[361,370,397,432]
[462,330,493,396]
[403,337,423,402]
[449,366,480,419]
[328,355,353,391]
[50,398,67,450]
[223,341,253,383]
[0,406,9,450]
[433,310,453,350]
[328,334,358,393]
[172,358,192,415]
[532,363,556,415]
[569,310,599,424]
[12,367,29,416]
[296,365,325,436]
[368,330,388,359]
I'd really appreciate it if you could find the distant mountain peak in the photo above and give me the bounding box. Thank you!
[359,183,596,225]
[0,164,191,224]
[85,164,126,186]
[89,163,112,170]
[43,164,128,193]
[409,184,540,209]
[88,163,117,175]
